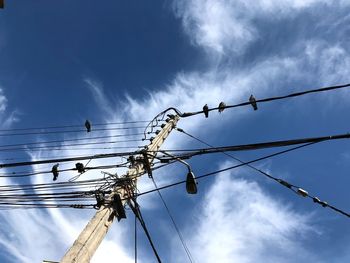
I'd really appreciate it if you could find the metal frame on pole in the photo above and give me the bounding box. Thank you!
[60,115,179,263]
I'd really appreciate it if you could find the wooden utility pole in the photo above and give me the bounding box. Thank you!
[60,115,179,263]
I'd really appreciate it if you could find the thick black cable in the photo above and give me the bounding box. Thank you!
[151,177,194,263]
[156,132,350,158]
[139,142,350,218]
[0,150,139,168]
[138,142,318,196]
[0,162,129,178]
[5,131,346,169]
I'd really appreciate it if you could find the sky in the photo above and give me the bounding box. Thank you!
[0,0,350,262]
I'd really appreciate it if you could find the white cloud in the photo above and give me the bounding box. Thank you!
[2,1,350,262]
[179,169,320,263]
[174,0,349,55]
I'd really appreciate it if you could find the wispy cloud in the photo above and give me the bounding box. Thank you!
[174,0,350,56]
[177,168,321,263]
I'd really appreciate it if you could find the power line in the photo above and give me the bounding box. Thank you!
[129,199,162,263]
[0,126,154,137]
[0,133,148,149]
[0,120,152,132]
[156,132,350,159]
[2,131,348,169]
[168,83,350,118]
[138,142,350,218]
[0,138,143,151]
[151,177,195,263]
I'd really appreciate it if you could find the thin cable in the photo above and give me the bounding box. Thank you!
[177,129,350,218]
[0,126,153,137]
[129,199,162,263]
[0,133,147,149]
[138,142,350,218]
[135,212,138,263]
[0,120,152,132]
[151,177,194,263]
[138,142,318,196]
[176,127,293,185]
[180,83,350,117]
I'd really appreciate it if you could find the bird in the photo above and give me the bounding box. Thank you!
[75,162,85,173]
[218,102,226,113]
[52,163,59,181]
[85,120,91,132]
[203,104,209,118]
[249,94,258,111]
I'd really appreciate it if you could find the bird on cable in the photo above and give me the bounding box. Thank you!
[249,95,258,111]
[75,162,85,173]
[85,120,91,132]
[52,163,59,181]
[218,102,226,113]
[203,104,209,118]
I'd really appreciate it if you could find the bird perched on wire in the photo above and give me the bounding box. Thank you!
[75,162,85,173]
[203,104,209,118]
[52,163,59,181]
[249,95,258,111]
[85,120,91,132]
[218,102,226,113]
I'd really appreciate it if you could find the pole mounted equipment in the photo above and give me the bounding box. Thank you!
[60,114,179,263]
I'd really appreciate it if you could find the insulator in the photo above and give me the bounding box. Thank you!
[297,188,308,197]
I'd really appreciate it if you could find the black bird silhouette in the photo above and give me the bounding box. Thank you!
[52,163,59,181]
[203,104,209,118]
[249,95,258,111]
[75,162,85,173]
[85,120,91,132]
[218,102,226,113]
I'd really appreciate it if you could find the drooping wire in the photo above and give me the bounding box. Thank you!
[138,142,350,218]
[151,177,195,263]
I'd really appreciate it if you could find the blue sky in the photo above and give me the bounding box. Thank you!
[1,0,350,262]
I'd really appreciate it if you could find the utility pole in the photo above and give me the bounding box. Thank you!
[60,115,179,263]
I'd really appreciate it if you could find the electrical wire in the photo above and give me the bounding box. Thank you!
[155,132,350,160]
[0,133,149,149]
[0,120,152,132]
[128,198,162,263]
[0,126,154,137]
[138,142,350,218]
[151,177,195,263]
